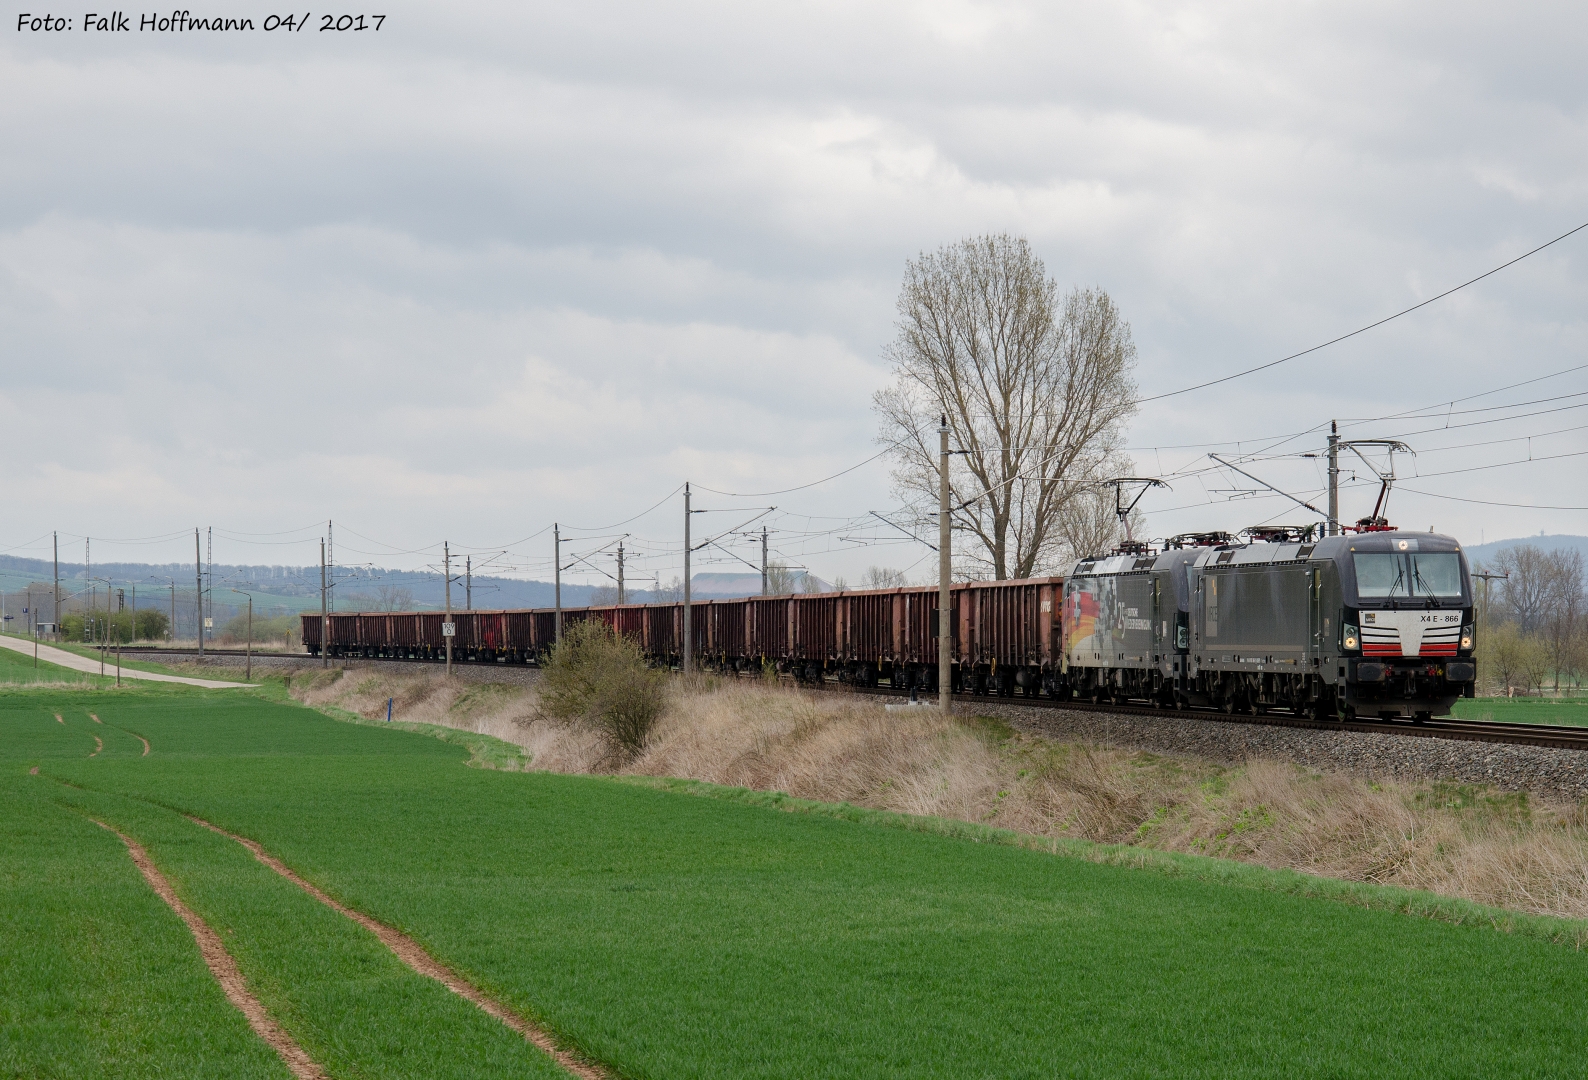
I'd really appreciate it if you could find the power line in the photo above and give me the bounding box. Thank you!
[693,449,890,498]
[1396,487,1588,512]
[1137,218,1588,403]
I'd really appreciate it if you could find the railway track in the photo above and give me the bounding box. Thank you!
[849,684,1588,751]
[120,646,1588,752]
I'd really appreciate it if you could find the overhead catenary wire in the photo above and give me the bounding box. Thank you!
[1135,218,1588,403]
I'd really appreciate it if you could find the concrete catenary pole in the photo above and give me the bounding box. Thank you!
[169,582,175,643]
[939,415,952,713]
[195,529,205,657]
[554,524,562,643]
[617,543,625,605]
[761,526,768,596]
[1327,421,1340,537]
[465,556,471,611]
[326,520,333,613]
[52,531,59,640]
[683,483,692,674]
[319,538,328,668]
[444,541,453,678]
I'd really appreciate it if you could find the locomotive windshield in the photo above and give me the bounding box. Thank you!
[1353,553,1465,599]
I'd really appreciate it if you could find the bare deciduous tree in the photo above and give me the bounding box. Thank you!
[375,584,415,612]
[764,562,798,596]
[861,566,910,589]
[874,234,1137,579]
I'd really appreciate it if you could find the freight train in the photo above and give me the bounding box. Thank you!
[303,527,1476,721]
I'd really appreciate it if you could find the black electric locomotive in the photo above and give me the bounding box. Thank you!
[1063,528,1476,721]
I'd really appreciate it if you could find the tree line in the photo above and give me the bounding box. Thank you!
[1473,545,1586,697]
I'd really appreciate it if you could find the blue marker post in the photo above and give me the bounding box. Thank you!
[386,697,393,723]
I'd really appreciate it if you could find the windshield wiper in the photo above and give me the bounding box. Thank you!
[1386,565,1408,598]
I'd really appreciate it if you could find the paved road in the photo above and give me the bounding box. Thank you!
[0,635,256,689]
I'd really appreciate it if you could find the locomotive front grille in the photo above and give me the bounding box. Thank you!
[1360,612,1464,658]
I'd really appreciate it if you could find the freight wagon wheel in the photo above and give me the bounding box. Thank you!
[1413,711,1431,725]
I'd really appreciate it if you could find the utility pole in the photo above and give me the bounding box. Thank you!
[195,529,205,657]
[761,526,768,596]
[130,585,136,641]
[617,543,625,605]
[553,524,562,643]
[938,416,952,713]
[327,520,334,613]
[52,532,59,641]
[683,483,692,674]
[319,537,328,669]
[169,582,175,643]
[206,526,212,636]
[1327,421,1340,537]
[444,541,453,677]
[466,556,472,611]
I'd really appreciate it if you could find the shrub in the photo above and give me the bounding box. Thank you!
[220,612,300,646]
[538,620,666,756]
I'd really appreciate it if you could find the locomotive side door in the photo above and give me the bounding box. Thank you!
[1151,579,1162,655]
[1308,566,1322,659]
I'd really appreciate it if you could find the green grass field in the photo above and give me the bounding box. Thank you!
[1452,695,1588,727]
[9,683,1588,1077]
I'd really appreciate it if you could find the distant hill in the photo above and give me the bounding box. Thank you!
[690,572,831,598]
[0,553,826,637]
[1462,534,1588,567]
[0,554,623,637]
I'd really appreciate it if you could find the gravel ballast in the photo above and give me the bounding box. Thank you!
[965,701,1588,804]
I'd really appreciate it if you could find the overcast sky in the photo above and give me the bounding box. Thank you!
[3,1,1586,588]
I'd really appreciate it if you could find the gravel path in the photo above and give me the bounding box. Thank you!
[0,637,256,688]
[964,700,1588,804]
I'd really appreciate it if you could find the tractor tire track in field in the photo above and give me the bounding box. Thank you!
[54,713,63,724]
[190,816,610,1080]
[90,713,102,723]
[91,820,329,1080]
[90,736,102,758]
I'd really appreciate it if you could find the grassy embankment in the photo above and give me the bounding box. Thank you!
[8,682,1588,1077]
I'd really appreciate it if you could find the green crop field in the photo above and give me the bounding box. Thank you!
[8,682,1588,1078]
[1452,695,1588,727]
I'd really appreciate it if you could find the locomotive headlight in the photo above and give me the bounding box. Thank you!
[1460,625,1473,650]
[1342,624,1359,651]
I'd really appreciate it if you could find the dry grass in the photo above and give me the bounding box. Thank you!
[283,666,1588,921]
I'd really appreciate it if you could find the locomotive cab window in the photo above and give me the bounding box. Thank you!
[1353,553,1464,599]
[1409,553,1464,597]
